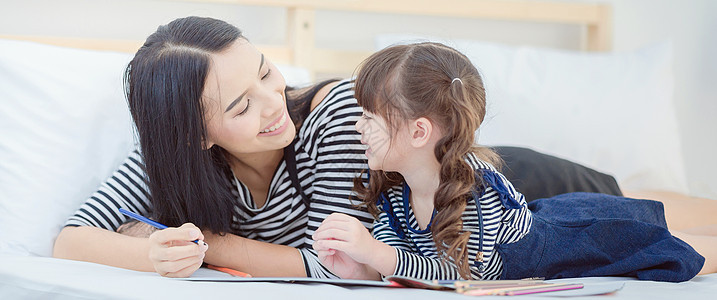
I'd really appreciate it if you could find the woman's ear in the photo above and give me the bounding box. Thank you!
[409,117,433,148]
[202,138,215,150]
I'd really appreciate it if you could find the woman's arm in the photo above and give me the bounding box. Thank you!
[54,226,153,271]
[55,221,308,277]
[57,149,315,277]
[202,232,306,277]
[55,223,208,277]
[114,219,308,277]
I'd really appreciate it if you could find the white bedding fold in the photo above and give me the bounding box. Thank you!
[2,255,716,300]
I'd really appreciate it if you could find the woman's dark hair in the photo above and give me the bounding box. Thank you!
[352,42,500,278]
[125,16,329,234]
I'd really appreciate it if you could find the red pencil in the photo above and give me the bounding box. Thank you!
[206,264,252,278]
[503,283,584,296]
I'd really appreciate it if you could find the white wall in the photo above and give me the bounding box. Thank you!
[603,0,717,199]
[1,0,715,198]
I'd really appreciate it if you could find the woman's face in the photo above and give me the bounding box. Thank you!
[202,39,294,157]
[355,110,410,171]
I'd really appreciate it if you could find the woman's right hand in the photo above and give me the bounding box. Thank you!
[148,223,209,277]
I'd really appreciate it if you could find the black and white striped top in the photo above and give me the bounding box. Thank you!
[65,79,374,278]
[372,154,533,280]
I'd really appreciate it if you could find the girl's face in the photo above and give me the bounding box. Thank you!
[355,110,410,171]
[202,39,294,157]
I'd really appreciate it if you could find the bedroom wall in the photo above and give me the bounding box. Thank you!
[563,0,717,200]
[1,0,715,199]
[602,0,717,200]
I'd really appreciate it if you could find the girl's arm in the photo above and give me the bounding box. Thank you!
[312,213,390,279]
[313,211,471,280]
[371,212,467,280]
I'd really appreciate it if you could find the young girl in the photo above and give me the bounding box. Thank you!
[311,42,716,282]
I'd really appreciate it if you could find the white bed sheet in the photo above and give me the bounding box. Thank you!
[2,254,715,300]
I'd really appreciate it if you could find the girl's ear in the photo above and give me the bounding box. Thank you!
[409,117,433,148]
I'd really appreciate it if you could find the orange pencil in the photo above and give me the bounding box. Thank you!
[207,264,252,278]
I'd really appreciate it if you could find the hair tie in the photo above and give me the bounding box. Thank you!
[451,77,463,85]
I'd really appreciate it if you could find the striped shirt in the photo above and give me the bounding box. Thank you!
[65,79,374,278]
[372,154,533,280]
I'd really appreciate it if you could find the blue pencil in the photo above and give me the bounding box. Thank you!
[118,208,205,245]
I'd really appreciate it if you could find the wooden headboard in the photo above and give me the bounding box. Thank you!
[1,0,611,80]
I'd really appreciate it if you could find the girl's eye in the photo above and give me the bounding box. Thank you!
[261,68,271,80]
[362,113,372,120]
[236,99,251,117]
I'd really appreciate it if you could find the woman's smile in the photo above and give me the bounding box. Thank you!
[258,110,289,136]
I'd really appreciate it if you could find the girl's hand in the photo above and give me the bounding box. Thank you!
[315,245,375,280]
[312,213,380,265]
[148,223,209,277]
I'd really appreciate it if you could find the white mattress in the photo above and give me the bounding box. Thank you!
[1,254,715,299]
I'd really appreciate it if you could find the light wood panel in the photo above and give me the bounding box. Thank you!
[174,0,613,79]
[3,0,612,80]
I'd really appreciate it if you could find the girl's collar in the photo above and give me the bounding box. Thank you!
[402,182,437,234]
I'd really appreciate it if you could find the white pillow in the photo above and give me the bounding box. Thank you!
[375,35,688,194]
[0,39,136,256]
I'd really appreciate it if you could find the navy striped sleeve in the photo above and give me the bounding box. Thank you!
[373,210,462,279]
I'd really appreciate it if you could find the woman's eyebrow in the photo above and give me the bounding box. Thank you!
[224,54,265,113]
[257,53,264,76]
[225,91,248,113]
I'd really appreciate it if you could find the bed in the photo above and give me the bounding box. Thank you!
[1,0,716,298]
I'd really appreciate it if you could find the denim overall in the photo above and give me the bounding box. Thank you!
[376,169,704,282]
[496,191,705,282]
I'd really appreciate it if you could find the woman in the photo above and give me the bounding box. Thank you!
[53,16,373,278]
